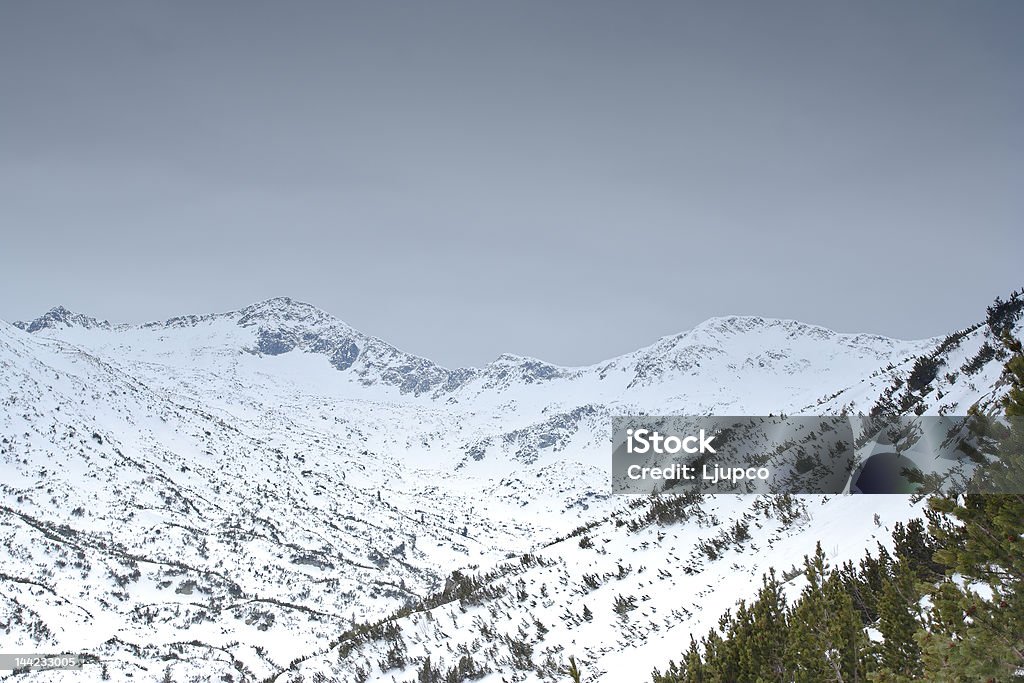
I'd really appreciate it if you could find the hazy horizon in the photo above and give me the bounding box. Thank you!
[7,289,1017,370]
[2,1,1022,367]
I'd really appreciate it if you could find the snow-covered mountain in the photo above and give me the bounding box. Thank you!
[1,294,1019,682]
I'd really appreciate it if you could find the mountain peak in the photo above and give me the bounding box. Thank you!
[694,315,794,333]
[14,305,111,333]
[490,352,553,365]
[685,315,910,349]
[235,297,338,328]
[686,315,850,343]
[482,352,566,384]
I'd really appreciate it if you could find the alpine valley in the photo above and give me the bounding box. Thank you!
[1,294,1020,682]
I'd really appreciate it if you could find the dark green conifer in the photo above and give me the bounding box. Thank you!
[871,559,922,681]
[786,543,869,682]
[743,570,789,681]
[917,334,1024,680]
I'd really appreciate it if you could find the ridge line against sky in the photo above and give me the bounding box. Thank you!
[1,1,1021,367]
[2,295,970,373]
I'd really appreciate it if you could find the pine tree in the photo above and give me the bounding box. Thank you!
[871,559,922,681]
[417,655,439,683]
[787,543,869,682]
[742,570,789,681]
[840,549,890,627]
[891,519,942,581]
[786,543,836,681]
[713,608,742,681]
[651,660,683,683]
[701,628,733,682]
[917,333,1024,680]
[682,637,705,682]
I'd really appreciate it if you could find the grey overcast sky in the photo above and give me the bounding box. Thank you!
[1,1,1021,368]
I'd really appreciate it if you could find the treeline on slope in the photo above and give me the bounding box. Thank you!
[263,553,558,683]
[870,290,1023,419]
[652,331,1024,683]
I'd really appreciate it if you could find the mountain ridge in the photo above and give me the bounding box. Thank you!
[1,292,1020,682]
[11,297,933,373]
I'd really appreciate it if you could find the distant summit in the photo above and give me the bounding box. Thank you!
[235,297,337,328]
[10,298,932,399]
[13,305,111,333]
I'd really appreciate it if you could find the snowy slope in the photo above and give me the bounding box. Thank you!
[1,294,1019,682]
